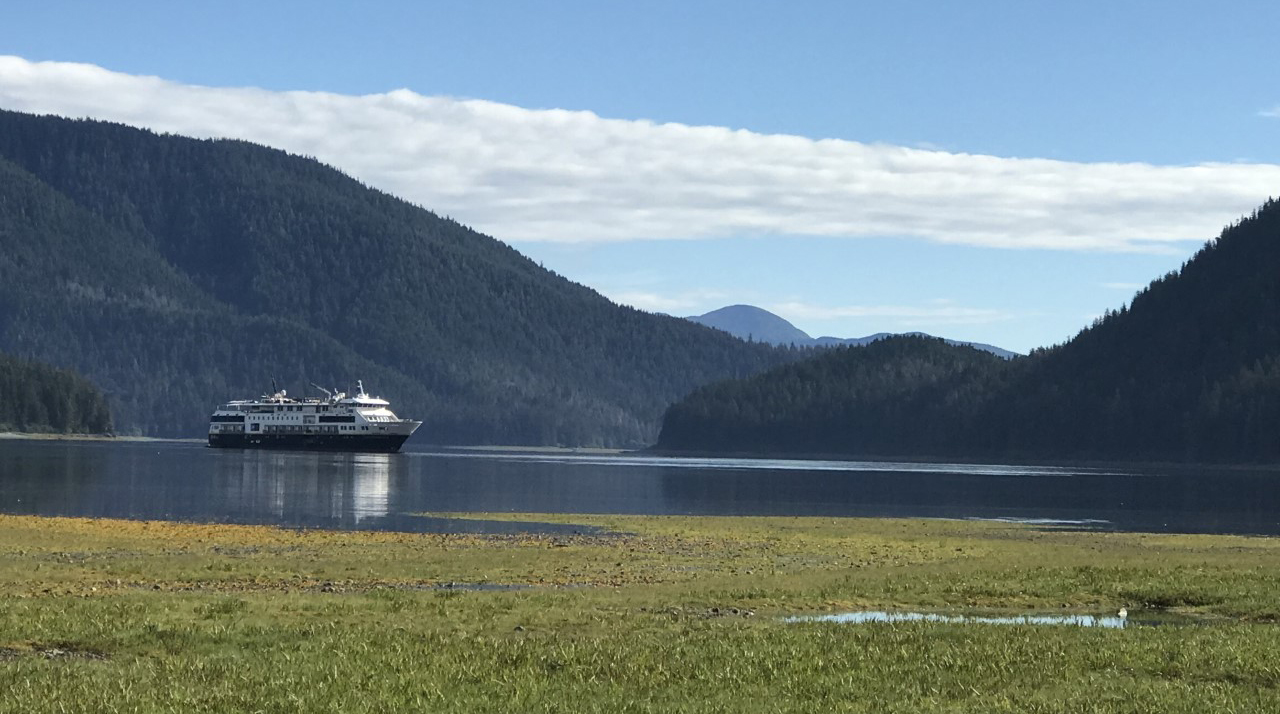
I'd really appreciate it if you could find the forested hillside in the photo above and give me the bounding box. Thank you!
[0,351,112,434]
[0,110,794,444]
[659,198,1280,463]
[659,336,1008,455]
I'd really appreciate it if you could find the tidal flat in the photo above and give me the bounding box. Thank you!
[1,514,1279,713]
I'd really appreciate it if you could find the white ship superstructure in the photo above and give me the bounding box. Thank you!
[208,381,421,452]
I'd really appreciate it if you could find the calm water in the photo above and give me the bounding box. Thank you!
[0,438,1278,535]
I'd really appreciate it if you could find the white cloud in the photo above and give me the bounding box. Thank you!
[605,289,729,314]
[771,301,1014,327]
[2,56,1278,251]
[1260,106,1280,118]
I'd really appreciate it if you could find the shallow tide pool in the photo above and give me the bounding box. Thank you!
[788,610,1155,629]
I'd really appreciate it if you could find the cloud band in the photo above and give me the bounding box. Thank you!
[1,56,1276,251]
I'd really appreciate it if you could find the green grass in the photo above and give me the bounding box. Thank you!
[2,514,1279,712]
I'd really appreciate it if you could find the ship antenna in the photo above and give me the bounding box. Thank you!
[271,377,279,395]
[357,379,366,398]
[311,383,333,400]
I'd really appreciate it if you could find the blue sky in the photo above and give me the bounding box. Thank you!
[4,1,1279,352]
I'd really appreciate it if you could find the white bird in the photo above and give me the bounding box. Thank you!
[1118,607,1128,619]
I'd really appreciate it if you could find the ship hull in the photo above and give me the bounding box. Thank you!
[208,432,413,453]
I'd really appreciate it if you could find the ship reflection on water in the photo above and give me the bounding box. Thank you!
[204,447,593,534]
[351,455,392,523]
[220,450,394,526]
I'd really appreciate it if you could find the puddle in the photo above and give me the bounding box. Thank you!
[0,643,108,661]
[788,610,1190,629]
[423,581,530,592]
[966,517,1112,528]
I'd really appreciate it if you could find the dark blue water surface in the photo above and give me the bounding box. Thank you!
[0,438,1277,535]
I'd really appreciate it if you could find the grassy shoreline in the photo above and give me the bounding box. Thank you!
[2,513,1278,712]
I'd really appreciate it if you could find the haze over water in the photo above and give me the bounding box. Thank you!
[1,439,1277,536]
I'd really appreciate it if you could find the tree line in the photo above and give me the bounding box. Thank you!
[0,350,112,434]
[660,198,1280,463]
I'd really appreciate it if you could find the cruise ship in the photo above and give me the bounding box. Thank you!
[207,381,422,452]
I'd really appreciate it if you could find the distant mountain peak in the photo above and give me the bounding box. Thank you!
[687,305,812,345]
[686,305,1018,358]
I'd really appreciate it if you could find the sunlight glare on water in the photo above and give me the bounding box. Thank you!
[421,451,1125,477]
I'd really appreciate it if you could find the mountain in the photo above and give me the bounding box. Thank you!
[686,304,1018,358]
[660,198,1280,463]
[0,109,796,445]
[686,305,812,346]
[0,350,112,434]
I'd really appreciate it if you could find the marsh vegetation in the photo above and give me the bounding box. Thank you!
[2,513,1278,712]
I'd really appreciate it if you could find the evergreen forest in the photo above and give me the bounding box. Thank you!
[0,350,112,434]
[659,198,1280,463]
[0,110,797,445]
